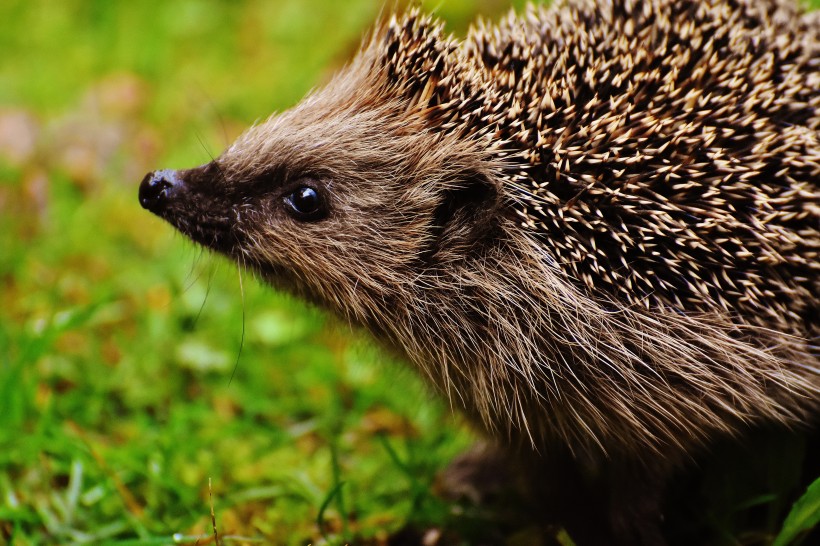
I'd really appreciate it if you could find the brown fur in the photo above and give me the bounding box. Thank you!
[141,0,820,543]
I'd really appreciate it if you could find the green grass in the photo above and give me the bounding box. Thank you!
[0,1,516,543]
[0,0,818,545]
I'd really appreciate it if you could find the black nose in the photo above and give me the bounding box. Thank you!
[139,169,181,212]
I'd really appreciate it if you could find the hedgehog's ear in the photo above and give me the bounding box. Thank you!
[429,170,502,257]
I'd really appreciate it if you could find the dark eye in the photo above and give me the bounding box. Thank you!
[284,186,326,221]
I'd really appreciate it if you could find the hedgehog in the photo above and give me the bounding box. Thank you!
[139,0,820,543]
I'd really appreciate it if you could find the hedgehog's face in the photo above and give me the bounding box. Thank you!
[139,90,501,323]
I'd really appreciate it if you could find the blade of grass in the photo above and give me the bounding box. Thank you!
[772,476,820,546]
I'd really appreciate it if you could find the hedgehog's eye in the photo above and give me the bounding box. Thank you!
[284,185,326,221]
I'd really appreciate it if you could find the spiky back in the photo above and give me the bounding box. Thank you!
[357,0,820,457]
[383,0,820,335]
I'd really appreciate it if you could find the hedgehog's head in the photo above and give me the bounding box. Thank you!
[139,13,503,324]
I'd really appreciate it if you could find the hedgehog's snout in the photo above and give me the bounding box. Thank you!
[139,169,182,213]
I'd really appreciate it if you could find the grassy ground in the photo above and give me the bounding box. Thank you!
[0,1,817,545]
[0,1,527,544]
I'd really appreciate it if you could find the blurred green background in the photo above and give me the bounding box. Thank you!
[0,1,527,544]
[1,1,818,545]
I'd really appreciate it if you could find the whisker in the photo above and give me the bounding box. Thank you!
[193,262,215,328]
[228,263,246,386]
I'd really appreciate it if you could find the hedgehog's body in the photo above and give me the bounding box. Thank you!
[140,0,819,543]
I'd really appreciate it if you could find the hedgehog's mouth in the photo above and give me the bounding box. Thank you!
[139,167,241,256]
